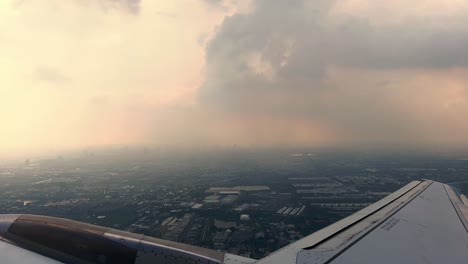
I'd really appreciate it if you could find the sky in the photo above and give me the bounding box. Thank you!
[2,0,468,158]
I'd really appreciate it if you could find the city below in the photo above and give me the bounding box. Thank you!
[1,148,467,259]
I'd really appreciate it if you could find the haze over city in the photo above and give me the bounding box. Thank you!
[2,0,468,158]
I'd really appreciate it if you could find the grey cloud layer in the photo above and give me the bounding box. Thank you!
[198,0,468,145]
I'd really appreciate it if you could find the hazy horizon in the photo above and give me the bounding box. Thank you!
[3,0,468,158]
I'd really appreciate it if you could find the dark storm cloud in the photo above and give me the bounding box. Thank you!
[198,0,468,145]
[327,20,468,69]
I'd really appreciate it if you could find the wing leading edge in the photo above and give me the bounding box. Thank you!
[0,180,466,264]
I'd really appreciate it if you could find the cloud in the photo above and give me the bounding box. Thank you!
[155,11,178,18]
[12,0,141,14]
[199,0,468,146]
[35,66,71,84]
[202,0,226,9]
[88,96,109,106]
[98,0,141,14]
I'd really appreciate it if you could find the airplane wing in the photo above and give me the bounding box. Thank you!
[257,180,468,264]
[0,180,466,264]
